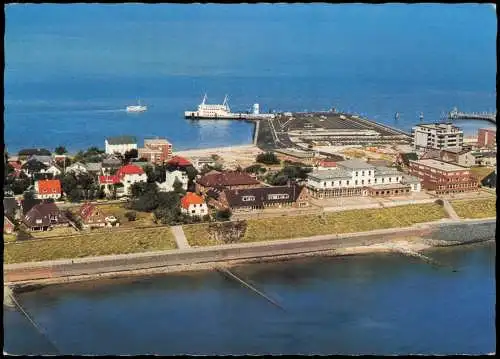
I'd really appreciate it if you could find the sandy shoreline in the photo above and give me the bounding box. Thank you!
[174,144,263,168]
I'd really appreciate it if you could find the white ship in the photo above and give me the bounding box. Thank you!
[184,94,275,120]
[184,94,233,119]
[126,100,147,113]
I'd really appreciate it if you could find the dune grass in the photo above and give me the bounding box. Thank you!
[183,203,447,246]
[450,198,496,219]
[469,166,495,180]
[4,227,176,264]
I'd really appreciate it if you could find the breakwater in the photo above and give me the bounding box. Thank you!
[4,218,495,287]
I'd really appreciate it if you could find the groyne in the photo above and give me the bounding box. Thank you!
[4,218,495,288]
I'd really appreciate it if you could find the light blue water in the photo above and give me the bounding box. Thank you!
[4,3,497,153]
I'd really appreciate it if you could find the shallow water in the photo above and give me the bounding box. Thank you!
[4,242,495,355]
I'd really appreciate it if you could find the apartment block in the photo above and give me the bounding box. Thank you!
[411,123,464,151]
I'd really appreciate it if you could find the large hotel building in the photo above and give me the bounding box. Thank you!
[408,159,479,194]
[412,123,464,151]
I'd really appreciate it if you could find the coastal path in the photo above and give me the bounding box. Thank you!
[171,226,191,250]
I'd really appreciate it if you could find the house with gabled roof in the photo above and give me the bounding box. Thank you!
[28,154,53,166]
[214,184,309,212]
[18,148,51,160]
[196,170,261,195]
[23,202,69,231]
[78,202,108,229]
[34,179,62,200]
[105,135,137,155]
[66,162,88,175]
[181,192,208,217]
[167,155,192,168]
[22,159,48,177]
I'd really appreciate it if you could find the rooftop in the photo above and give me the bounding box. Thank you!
[106,135,137,145]
[337,159,375,170]
[308,168,352,180]
[181,192,205,209]
[411,159,468,172]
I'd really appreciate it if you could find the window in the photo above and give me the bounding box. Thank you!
[268,194,290,200]
[355,172,358,177]
[362,171,365,176]
[368,179,371,184]
[355,180,358,185]
[389,177,392,182]
[382,178,385,183]
[368,170,371,175]
[361,179,364,185]
[338,181,342,186]
[374,178,377,183]
[346,180,349,185]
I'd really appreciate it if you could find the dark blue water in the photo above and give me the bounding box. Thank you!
[3,242,495,355]
[4,4,496,153]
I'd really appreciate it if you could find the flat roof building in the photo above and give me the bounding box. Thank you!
[411,123,464,151]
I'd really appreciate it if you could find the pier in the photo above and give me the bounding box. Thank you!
[447,107,496,124]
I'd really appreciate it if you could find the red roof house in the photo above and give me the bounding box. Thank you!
[167,156,192,167]
[116,164,145,179]
[181,192,207,217]
[34,179,62,199]
[79,202,107,228]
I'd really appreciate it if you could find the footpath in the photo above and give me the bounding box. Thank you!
[4,217,496,287]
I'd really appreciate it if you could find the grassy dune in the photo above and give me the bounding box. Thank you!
[4,227,176,264]
[183,203,447,246]
[451,198,496,219]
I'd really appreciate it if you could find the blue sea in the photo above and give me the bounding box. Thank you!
[4,3,497,153]
[3,243,496,355]
[3,4,497,355]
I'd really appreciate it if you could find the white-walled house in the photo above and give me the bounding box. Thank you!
[66,162,88,175]
[34,179,62,200]
[105,136,138,155]
[181,192,208,217]
[157,170,189,192]
[115,164,148,195]
[41,164,62,177]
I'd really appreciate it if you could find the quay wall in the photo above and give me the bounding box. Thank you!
[4,219,495,286]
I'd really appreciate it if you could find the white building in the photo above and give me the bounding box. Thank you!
[105,136,138,155]
[307,159,420,198]
[157,170,189,192]
[180,192,208,217]
[115,164,148,195]
[65,162,88,175]
[41,164,62,177]
[191,157,216,171]
[412,123,464,151]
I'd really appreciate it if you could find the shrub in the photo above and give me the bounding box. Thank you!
[215,209,232,221]
[125,211,137,222]
[435,199,444,206]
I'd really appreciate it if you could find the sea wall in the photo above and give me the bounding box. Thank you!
[424,219,496,246]
[4,219,495,286]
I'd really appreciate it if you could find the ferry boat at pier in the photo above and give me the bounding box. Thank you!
[184,94,275,120]
[126,100,147,113]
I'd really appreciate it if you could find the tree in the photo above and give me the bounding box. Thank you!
[244,164,262,174]
[68,188,83,202]
[125,211,137,221]
[23,191,35,201]
[11,177,31,195]
[54,146,67,155]
[173,178,186,195]
[256,152,280,165]
[143,165,157,183]
[215,209,232,221]
[123,149,138,164]
[184,166,198,183]
[61,173,78,199]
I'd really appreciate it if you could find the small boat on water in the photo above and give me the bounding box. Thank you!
[126,100,147,113]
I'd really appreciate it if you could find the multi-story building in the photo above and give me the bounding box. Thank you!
[412,123,464,151]
[212,184,310,212]
[34,179,62,200]
[137,138,173,165]
[115,164,148,195]
[439,148,476,167]
[306,159,419,198]
[477,128,496,148]
[408,159,479,194]
[157,170,189,193]
[105,136,137,155]
[196,170,261,195]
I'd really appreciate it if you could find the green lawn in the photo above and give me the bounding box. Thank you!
[469,166,495,181]
[183,203,447,246]
[451,198,496,219]
[4,227,177,264]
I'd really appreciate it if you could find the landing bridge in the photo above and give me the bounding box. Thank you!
[448,108,496,124]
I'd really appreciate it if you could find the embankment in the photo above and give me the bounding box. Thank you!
[4,218,495,288]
